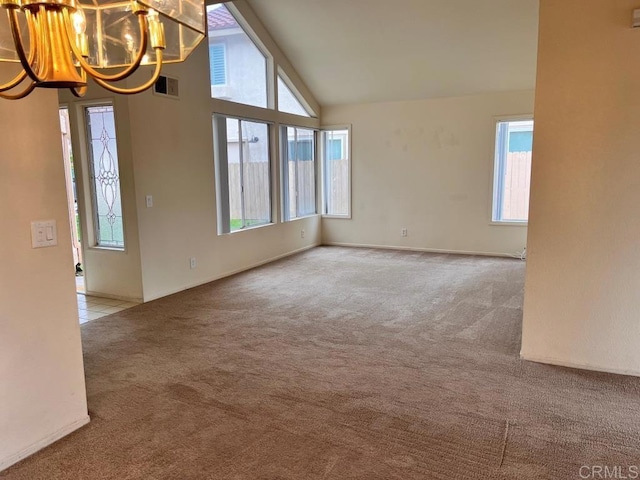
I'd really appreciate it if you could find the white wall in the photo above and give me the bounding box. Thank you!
[0,87,89,471]
[322,90,534,256]
[522,0,640,376]
[128,44,321,301]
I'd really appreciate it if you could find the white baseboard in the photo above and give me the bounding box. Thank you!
[144,243,321,302]
[520,353,640,378]
[323,242,518,259]
[142,241,516,303]
[82,291,143,303]
[0,415,90,472]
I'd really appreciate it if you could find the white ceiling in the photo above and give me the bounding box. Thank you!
[245,0,540,107]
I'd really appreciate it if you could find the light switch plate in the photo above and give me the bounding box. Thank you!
[31,220,57,248]
[146,195,153,208]
[153,75,180,99]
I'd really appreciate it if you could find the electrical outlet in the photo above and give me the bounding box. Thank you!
[301,229,305,238]
[189,257,196,269]
[401,228,408,237]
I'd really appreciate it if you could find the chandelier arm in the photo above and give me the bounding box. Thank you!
[1,5,40,92]
[70,68,87,97]
[34,6,50,80]
[63,9,150,83]
[91,48,163,95]
[7,8,41,83]
[0,69,28,92]
[0,80,36,99]
[71,85,87,97]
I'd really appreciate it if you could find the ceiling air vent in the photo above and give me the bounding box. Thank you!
[153,75,180,99]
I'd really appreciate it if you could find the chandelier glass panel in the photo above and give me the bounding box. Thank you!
[0,0,207,98]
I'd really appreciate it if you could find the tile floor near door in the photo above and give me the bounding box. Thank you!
[77,294,139,324]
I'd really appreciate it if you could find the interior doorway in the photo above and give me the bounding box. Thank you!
[59,107,85,294]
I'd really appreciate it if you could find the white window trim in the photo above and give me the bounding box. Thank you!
[489,221,528,227]
[490,114,533,226]
[321,124,352,219]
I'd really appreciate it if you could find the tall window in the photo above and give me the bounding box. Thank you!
[281,127,316,220]
[492,119,534,223]
[322,127,350,217]
[213,115,271,234]
[85,104,125,249]
[207,3,268,108]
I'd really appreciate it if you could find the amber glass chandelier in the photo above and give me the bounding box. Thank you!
[0,0,206,99]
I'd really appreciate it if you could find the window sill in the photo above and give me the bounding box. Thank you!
[322,214,351,220]
[88,246,126,253]
[220,222,275,236]
[489,221,528,227]
[285,214,320,222]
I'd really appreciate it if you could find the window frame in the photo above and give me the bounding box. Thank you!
[81,101,127,250]
[207,3,271,110]
[490,115,534,226]
[207,2,320,122]
[280,125,319,222]
[213,114,274,235]
[321,125,352,219]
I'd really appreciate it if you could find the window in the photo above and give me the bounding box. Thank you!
[207,3,268,108]
[84,104,125,249]
[492,119,534,223]
[288,138,313,161]
[209,44,227,86]
[206,4,322,229]
[281,127,316,220]
[321,127,350,217]
[213,115,271,234]
[278,75,310,117]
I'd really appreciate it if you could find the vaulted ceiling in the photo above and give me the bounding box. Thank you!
[245,0,539,106]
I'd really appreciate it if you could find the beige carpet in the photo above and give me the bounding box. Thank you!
[3,246,640,479]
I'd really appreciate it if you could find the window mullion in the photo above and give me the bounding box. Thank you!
[324,132,330,215]
[497,123,508,221]
[293,128,300,218]
[238,120,246,229]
